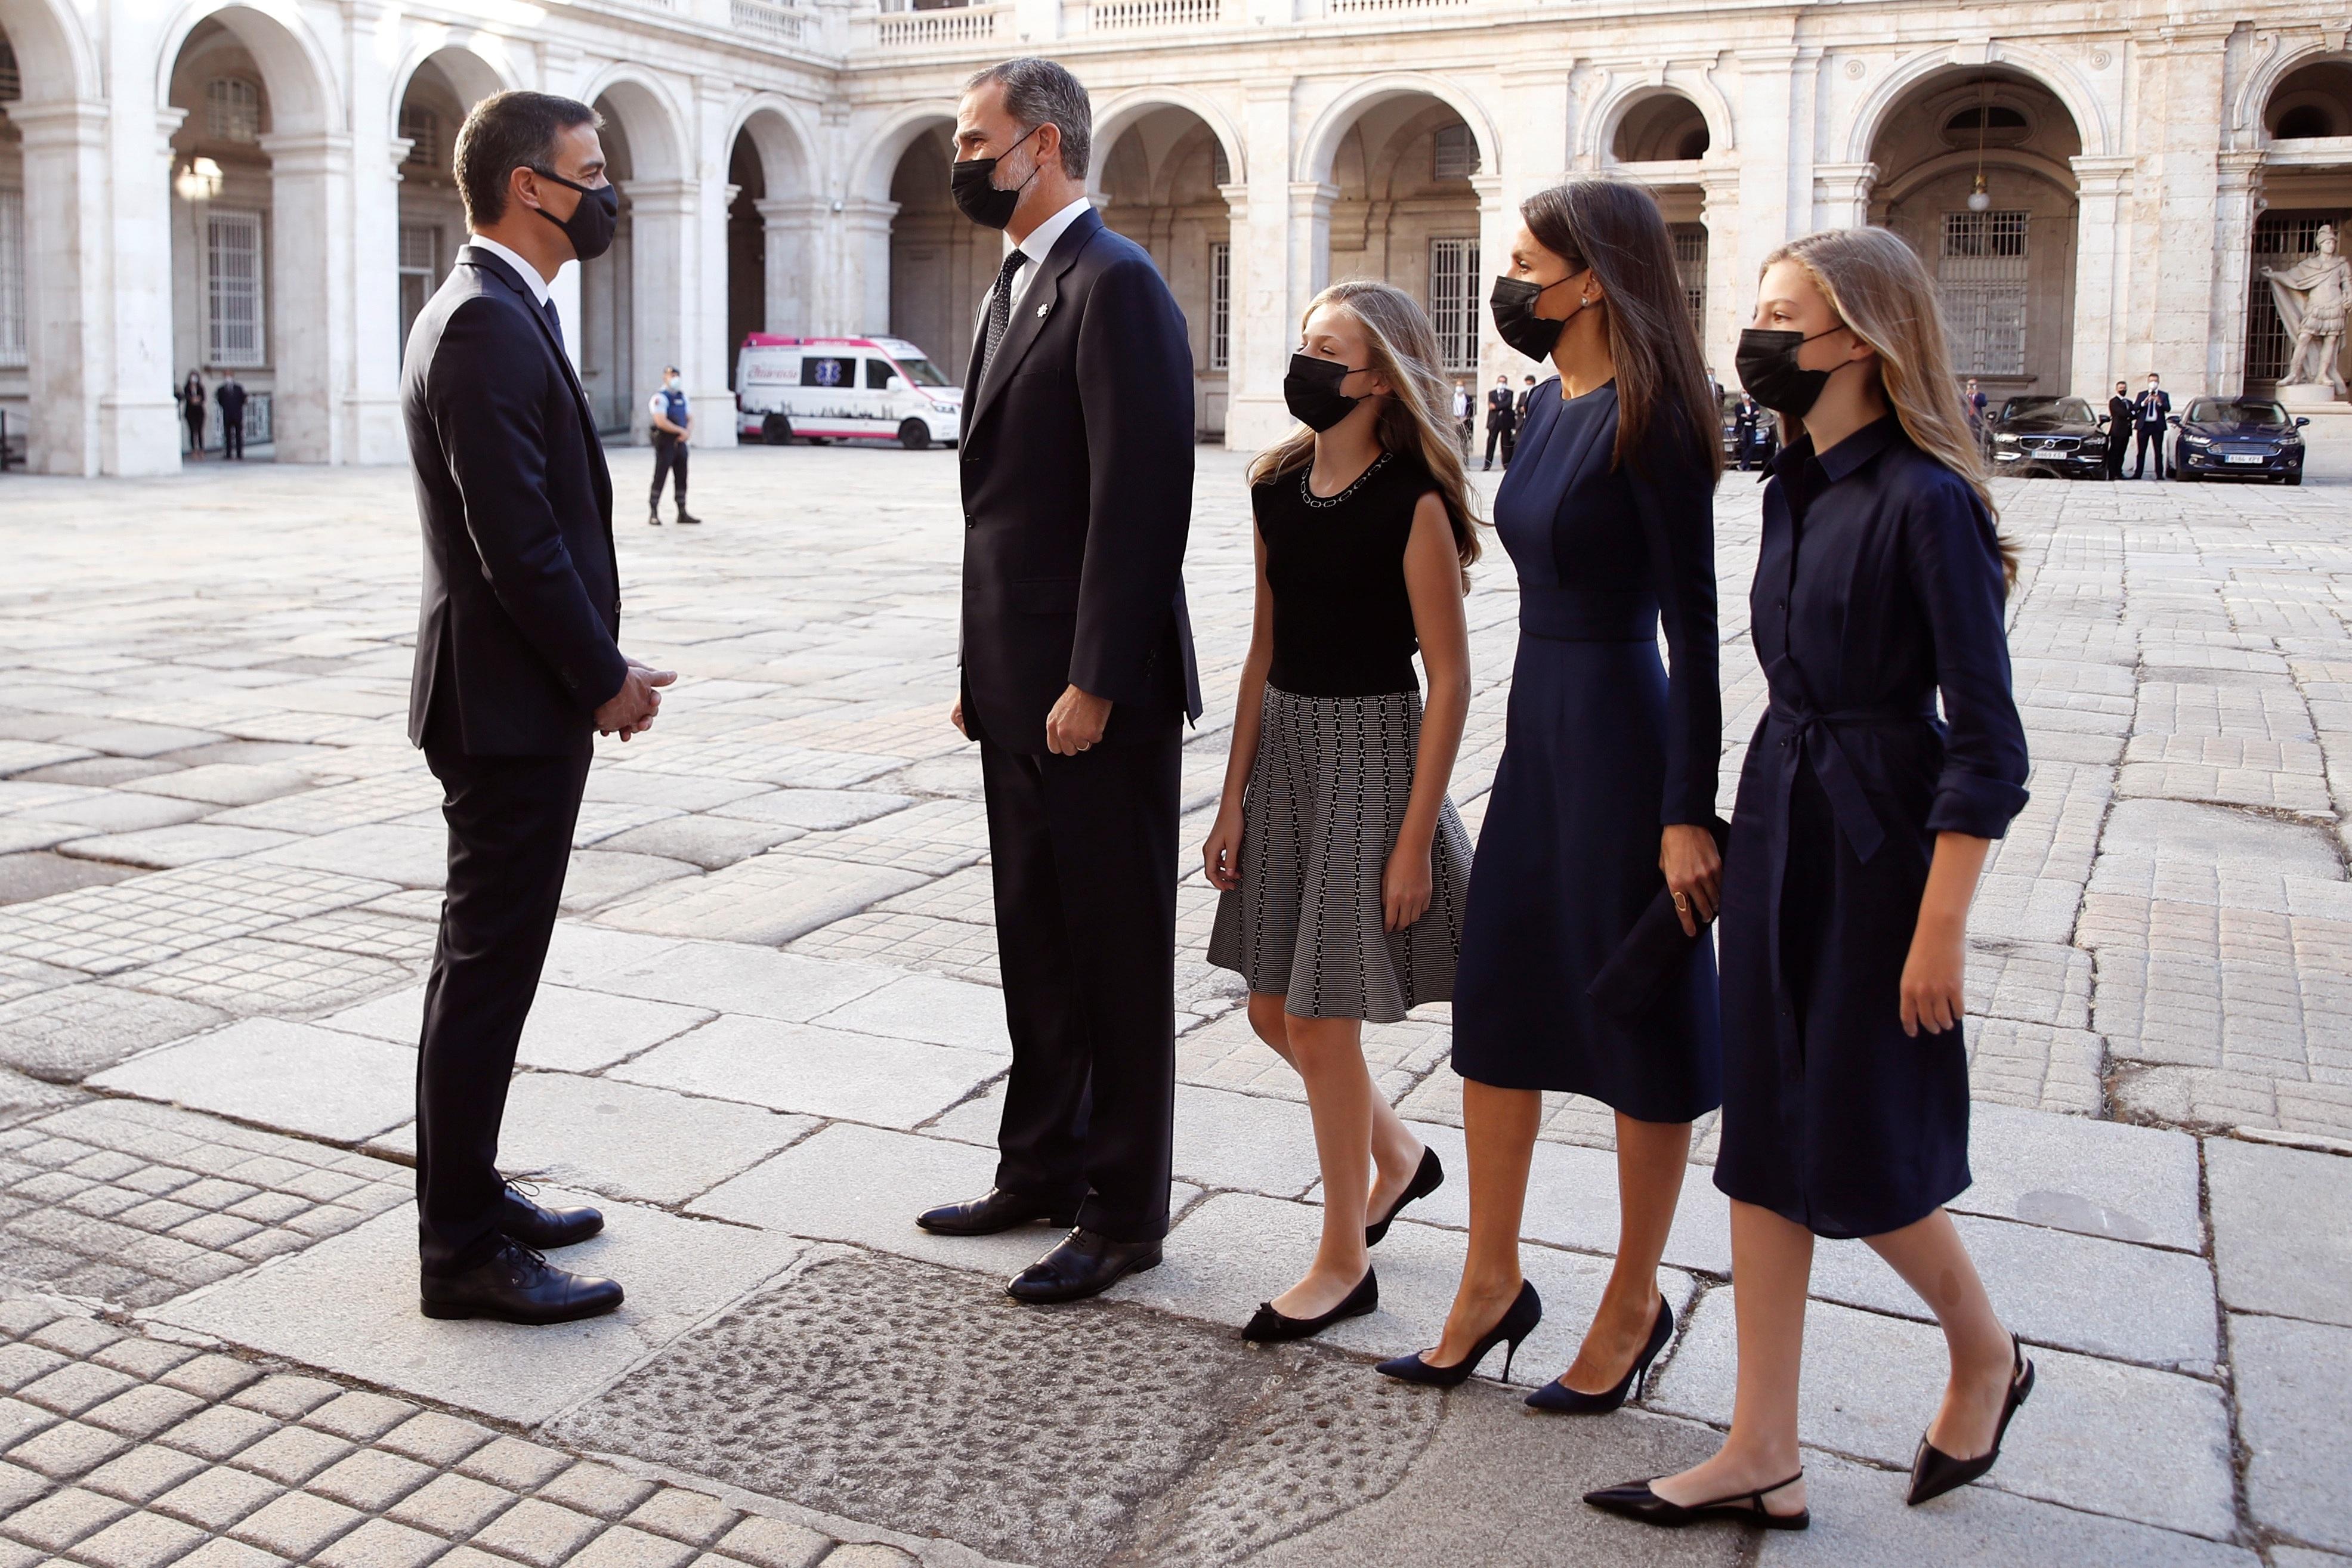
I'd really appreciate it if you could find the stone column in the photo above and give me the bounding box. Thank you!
[619,177,697,446]
[1217,178,1251,446]
[258,130,357,465]
[342,0,406,465]
[93,102,184,476]
[1810,160,1876,230]
[1733,45,1803,299]
[1226,76,1296,449]
[2068,154,2135,396]
[837,196,900,338]
[758,196,827,334]
[693,77,738,449]
[1700,162,1747,379]
[2208,150,2266,395]
[7,101,113,475]
[2125,28,2232,384]
[1472,172,1513,382]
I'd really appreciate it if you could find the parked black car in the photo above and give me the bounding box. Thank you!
[2168,398,2310,485]
[1988,396,2112,480]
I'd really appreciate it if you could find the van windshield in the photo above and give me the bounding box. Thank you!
[892,356,949,388]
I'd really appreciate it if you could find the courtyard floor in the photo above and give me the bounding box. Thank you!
[0,442,2345,1567]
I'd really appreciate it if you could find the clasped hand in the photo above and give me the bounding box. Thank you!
[1660,823,1723,938]
[595,658,676,741]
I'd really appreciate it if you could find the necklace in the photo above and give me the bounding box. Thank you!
[1300,449,1391,509]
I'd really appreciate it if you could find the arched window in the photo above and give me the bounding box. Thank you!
[205,78,262,143]
[1432,123,1479,181]
[401,106,443,169]
[0,39,21,102]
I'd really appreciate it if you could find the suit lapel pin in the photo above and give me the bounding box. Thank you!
[1036,302,1051,317]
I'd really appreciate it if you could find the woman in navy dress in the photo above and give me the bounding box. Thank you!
[1379,182,1724,1406]
[1589,228,2033,1531]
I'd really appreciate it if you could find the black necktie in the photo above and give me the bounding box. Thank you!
[978,250,1030,385]
[537,296,566,354]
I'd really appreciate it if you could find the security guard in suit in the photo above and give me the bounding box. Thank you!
[2105,381,2133,480]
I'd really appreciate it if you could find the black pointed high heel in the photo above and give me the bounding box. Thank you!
[1374,1279,1541,1386]
[1906,1333,2034,1505]
[1526,1292,1673,1414]
[1365,1146,1444,1247]
[1242,1269,1378,1344]
[1584,1471,1808,1530]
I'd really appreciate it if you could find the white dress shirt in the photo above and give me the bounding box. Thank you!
[466,234,554,307]
[976,197,1095,338]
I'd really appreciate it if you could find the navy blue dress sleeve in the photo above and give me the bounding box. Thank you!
[1628,415,1723,826]
[1903,474,2029,838]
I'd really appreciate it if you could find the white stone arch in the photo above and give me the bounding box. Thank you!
[152,0,344,136]
[1875,147,2081,209]
[0,0,99,104]
[1843,44,2109,165]
[727,94,820,200]
[1588,81,1727,166]
[387,33,521,138]
[1295,73,1501,185]
[582,66,691,181]
[849,101,961,206]
[1088,85,1246,199]
[2240,42,2352,144]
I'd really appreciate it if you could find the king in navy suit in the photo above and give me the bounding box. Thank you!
[400,91,674,1325]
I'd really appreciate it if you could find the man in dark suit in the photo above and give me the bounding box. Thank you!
[2131,373,2172,479]
[1733,393,1761,472]
[2106,379,2134,480]
[917,57,1201,1304]
[401,89,673,1323]
[1484,374,1518,470]
[215,375,248,460]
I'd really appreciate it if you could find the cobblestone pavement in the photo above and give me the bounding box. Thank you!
[0,449,2346,1566]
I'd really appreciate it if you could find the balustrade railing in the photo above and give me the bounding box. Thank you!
[731,0,809,42]
[1090,0,1222,29]
[874,3,1004,47]
[1327,0,1472,14]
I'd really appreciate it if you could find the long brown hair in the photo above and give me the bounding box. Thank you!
[1763,228,2020,590]
[1519,180,1722,482]
[1248,280,1483,590]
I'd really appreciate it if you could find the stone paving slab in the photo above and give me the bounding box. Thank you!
[565,940,895,1023]
[1948,1101,2203,1250]
[150,1201,806,1427]
[91,1020,416,1144]
[0,985,227,1085]
[2207,1138,2352,1330]
[1408,1122,1734,1278]
[592,855,930,945]
[321,983,713,1074]
[1649,1291,2237,1541]
[2228,1312,2352,1553]
[807,973,1012,1056]
[611,1015,1001,1128]
[53,824,299,871]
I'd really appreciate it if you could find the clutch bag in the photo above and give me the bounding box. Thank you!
[1585,817,1732,1023]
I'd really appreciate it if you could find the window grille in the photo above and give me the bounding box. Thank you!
[1209,241,1231,370]
[1433,123,1479,181]
[1938,209,2028,376]
[1671,223,1707,342]
[400,107,441,171]
[1428,236,1481,372]
[206,78,262,143]
[206,209,266,367]
[0,42,20,101]
[398,224,438,356]
[1211,142,1230,187]
[0,189,24,370]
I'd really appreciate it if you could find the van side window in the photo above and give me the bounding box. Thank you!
[865,360,895,390]
[801,356,855,389]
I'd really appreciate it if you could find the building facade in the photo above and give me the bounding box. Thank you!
[0,0,2346,474]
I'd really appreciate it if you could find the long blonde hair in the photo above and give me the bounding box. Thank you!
[1764,228,2019,589]
[1248,280,1483,591]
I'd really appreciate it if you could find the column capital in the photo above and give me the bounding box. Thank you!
[755,196,832,224]
[5,98,109,147]
[1219,180,1251,218]
[1288,180,1339,216]
[257,130,355,174]
[620,177,699,215]
[2067,154,2135,196]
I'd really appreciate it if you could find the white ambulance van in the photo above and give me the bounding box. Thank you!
[734,335,963,450]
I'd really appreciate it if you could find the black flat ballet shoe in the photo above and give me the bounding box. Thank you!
[419,1241,623,1326]
[1584,1471,1809,1530]
[1243,1269,1378,1344]
[1375,1279,1542,1386]
[1366,1148,1445,1247]
[498,1180,603,1250]
[1906,1334,2035,1505]
[916,1187,1080,1236]
[1527,1291,1673,1415]
[1006,1228,1162,1304]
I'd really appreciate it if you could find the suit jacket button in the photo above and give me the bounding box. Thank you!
[965,514,975,530]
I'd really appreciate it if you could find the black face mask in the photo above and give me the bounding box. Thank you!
[1283,354,1373,432]
[950,125,1043,231]
[1735,324,1850,419]
[1490,272,1587,361]
[528,169,619,263]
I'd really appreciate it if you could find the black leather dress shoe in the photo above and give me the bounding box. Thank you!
[1007,1228,1162,1304]
[419,1241,624,1325]
[916,1187,1078,1237]
[499,1184,604,1250]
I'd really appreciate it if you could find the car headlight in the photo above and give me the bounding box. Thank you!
[2184,433,2210,446]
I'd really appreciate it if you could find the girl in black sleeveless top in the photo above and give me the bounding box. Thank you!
[1203,281,1481,1344]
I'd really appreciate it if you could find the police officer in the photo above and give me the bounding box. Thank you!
[2105,380,2133,480]
[2131,372,2171,480]
[647,366,701,525]
[216,373,248,461]
[1484,372,1519,470]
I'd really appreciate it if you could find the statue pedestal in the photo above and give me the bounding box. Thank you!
[2277,382,2350,417]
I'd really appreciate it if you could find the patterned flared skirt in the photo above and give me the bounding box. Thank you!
[1207,684,1472,1023]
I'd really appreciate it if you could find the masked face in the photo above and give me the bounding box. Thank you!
[1283,353,1376,432]
[951,123,1044,231]
[1735,324,1853,419]
[528,167,619,263]
[1489,270,1590,362]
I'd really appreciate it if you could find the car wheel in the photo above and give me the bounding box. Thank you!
[761,413,793,446]
[898,419,932,452]
[2286,471,2303,486]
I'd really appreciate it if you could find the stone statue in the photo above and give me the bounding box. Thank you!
[2263,223,2350,398]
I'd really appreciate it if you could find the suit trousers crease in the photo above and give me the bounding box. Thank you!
[981,724,1182,1243]
[416,748,591,1276]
